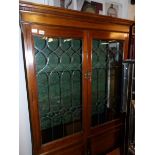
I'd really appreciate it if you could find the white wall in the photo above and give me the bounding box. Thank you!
[19,29,32,155]
[22,0,78,10]
[22,0,45,4]
[128,3,135,20]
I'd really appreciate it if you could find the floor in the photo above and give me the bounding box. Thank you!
[107,148,120,155]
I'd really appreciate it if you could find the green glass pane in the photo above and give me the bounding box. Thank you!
[33,35,83,144]
[45,53,59,72]
[66,48,75,57]
[35,52,47,72]
[93,40,100,50]
[43,47,52,56]
[34,36,46,50]
[60,39,71,51]
[91,40,123,127]
[37,73,49,117]
[60,53,70,65]
[71,39,81,51]
[72,71,81,107]
[92,69,97,114]
[47,38,59,51]
[72,53,81,64]
[49,72,60,112]
[41,117,51,130]
[98,69,106,100]
[61,72,71,109]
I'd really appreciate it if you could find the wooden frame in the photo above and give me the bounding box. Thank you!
[20,1,134,155]
[86,31,128,155]
[22,24,87,155]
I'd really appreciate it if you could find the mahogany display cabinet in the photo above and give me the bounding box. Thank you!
[19,1,134,155]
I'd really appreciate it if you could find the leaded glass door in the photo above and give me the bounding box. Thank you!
[87,32,127,129]
[34,36,83,143]
[91,39,123,127]
[22,23,129,155]
[28,26,87,147]
[87,31,128,155]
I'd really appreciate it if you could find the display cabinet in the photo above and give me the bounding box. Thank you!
[20,1,134,155]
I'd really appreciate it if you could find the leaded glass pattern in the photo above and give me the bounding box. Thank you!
[33,35,83,144]
[91,40,123,127]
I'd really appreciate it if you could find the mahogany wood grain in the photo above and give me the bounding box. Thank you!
[42,143,85,155]
[19,1,133,33]
[123,34,130,60]
[22,23,42,155]
[31,25,84,38]
[86,31,92,137]
[107,148,120,155]
[40,133,84,154]
[22,24,86,155]
[90,118,123,137]
[83,31,90,154]
[89,128,122,155]
[21,12,129,33]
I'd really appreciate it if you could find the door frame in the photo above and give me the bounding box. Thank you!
[22,23,89,155]
[86,30,129,155]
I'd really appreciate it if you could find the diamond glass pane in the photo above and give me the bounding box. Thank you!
[33,36,83,144]
[91,40,123,127]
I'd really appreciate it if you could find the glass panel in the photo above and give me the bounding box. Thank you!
[91,40,123,127]
[33,36,83,144]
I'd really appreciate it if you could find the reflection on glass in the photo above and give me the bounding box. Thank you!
[91,40,123,127]
[33,36,83,144]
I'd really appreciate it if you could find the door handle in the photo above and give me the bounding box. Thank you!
[84,72,88,79]
[84,72,92,79]
[87,72,91,79]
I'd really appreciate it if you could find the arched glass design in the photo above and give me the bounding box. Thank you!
[33,35,83,144]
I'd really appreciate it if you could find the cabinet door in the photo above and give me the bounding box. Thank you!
[88,31,129,155]
[22,24,87,155]
[91,40,123,126]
